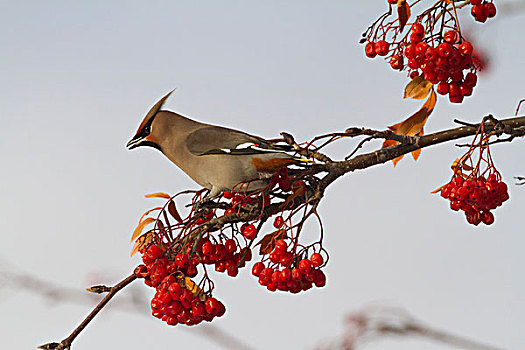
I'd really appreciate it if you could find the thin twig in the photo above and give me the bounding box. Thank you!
[38,273,137,350]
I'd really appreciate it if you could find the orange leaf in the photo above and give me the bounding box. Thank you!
[404,75,433,100]
[382,90,437,166]
[431,184,446,194]
[144,192,171,199]
[130,231,153,256]
[130,217,156,242]
[167,200,183,223]
[397,0,411,32]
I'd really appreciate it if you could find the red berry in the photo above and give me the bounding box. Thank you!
[365,42,376,58]
[241,224,257,240]
[252,262,265,277]
[375,40,390,56]
[470,0,482,4]
[146,245,163,260]
[313,269,327,287]
[404,44,416,58]
[280,251,294,267]
[412,23,424,35]
[274,239,288,253]
[390,54,404,70]
[298,258,312,275]
[205,297,222,316]
[460,83,473,97]
[407,58,420,70]
[415,42,428,56]
[410,32,423,43]
[273,216,284,228]
[485,2,496,18]
[450,70,463,84]
[223,191,233,199]
[459,41,474,56]
[291,267,302,282]
[201,241,215,256]
[471,4,487,22]
[224,238,237,254]
[425,47,438,61]
[449,92,464,104]
[281,268,292,282]
[175,253,189,269]
[464,72,478,87]
[444,30,459,44]
[481,211,495,225]
[168,282,182,299]
[226,264,239,277]
[215,244,227,260]
[436,81,449,95]
[310,253,324,267]
[224,207,236,216]
[437,42,452,58]
[449,83,461,97]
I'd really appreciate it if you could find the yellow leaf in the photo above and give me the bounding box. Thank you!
[404,75,433,100]
[144,192,171,199]
[382,90,437,166]
[173,274,205,300]
[397,0,411,32]
[130,217,156,242]
[130,231,153,256]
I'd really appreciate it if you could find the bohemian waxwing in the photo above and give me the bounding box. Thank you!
[127,91,305,197]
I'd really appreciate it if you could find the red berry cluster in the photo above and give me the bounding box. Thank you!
[470,0,496,23]
[363,1,496,104]
[252,240,326,293]
[440,173,508,225]
[134,244,226,326]
[150,274,225,326]
[407,28,479,103]
[207,238,253,277]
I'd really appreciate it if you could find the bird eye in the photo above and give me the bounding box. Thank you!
[143,125,151,134]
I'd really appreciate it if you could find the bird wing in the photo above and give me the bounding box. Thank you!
[185,126,292,156]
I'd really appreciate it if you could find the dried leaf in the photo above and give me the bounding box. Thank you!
[280,185,306,210]
[130,231,154,256]
[144,192,171,199]
[397,0,411,32]
[404,75,433,100]
[167,200,183,223]
[382,90,437,166]
[257,229,287,255]
[130,217,156,242]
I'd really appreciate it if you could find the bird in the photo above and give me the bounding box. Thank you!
[127,91,308,198]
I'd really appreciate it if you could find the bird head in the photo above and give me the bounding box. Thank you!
[126,90,174,151]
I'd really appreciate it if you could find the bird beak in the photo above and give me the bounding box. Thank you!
[126,135,144,150]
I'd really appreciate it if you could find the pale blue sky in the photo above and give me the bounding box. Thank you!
[1,1,524,349]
